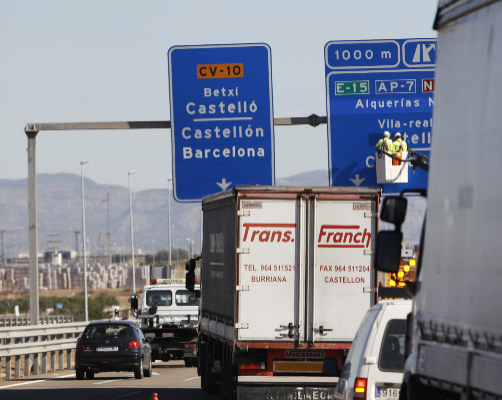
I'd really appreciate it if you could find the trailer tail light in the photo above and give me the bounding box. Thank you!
[238,361,266,370]
[184,343,197,349]
[129,340,140,349]
[354,377,367,399]
[76,341,86,350]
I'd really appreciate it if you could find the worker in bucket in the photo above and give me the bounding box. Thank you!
[393,132,408,154]
[392,132,408,166]
[375,131,393,152]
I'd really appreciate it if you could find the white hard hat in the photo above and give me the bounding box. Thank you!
[395,132,401,138]
[383,131,390,137]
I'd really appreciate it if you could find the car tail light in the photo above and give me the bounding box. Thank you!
[129,340,140,349]
[76,342,86,350]
[184,343,197,349]
[354,378,367,399]
[238,361,266,370]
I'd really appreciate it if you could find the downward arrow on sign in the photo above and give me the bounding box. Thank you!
[216,178,232,191]
[349,174,365,187]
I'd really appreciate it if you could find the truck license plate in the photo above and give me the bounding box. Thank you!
[96,346,118,352]
[376,387,400,399]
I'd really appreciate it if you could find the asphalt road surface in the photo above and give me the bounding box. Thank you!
[0,360,215,400]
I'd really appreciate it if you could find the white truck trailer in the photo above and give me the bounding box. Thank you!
[191,186,381,400]
[375,1,502,399]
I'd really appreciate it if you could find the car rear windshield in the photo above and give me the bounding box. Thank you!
[83,324,135,340]
[379,319,406,372]
[146,290,172,306]
[175,290,199,306]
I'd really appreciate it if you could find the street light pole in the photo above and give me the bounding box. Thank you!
[186,238,192,260]
[128,170,136,294]
[80,159,90,322]
[168,178,172,272]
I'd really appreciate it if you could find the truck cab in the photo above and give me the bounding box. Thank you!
[133,279,200,366]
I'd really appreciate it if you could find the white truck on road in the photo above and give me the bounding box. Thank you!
[375,1,502,399]
[131,279,199,367]
[189,186,382,399]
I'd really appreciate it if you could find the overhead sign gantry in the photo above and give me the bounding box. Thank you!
[325,38,436,194]
[168,43,275,202]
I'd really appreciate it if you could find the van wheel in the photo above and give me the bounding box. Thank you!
[85,370,94,379]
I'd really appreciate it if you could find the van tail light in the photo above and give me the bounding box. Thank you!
[238,361,266,370]
[76,341,86,350]
[184,343,197,349]
[129,340,141,349]
[354,377,367,399]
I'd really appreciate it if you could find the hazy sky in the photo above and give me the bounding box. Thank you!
[1,0,438,193]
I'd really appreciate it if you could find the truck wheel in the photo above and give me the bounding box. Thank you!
[184,358,192,368]
[134,359,144,379]
[76,368,85,380]
[199,343,207,390]
[191,357,198,368]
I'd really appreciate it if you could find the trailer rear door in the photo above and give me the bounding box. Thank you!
[309,198,376,342]
[237,198,305,342]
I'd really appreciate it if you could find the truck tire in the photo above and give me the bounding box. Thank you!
[205,343,220,395]
[76,368,85,380]
[199,343,207,390]
[184,358,192,368]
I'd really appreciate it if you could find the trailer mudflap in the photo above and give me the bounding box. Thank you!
[237,377,338,400]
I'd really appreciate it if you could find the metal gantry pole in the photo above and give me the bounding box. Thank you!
[23,115,326,318]
[81,159,90,322]
[26,129,39,325]
[128,170,136,294]
[168,178,172,271]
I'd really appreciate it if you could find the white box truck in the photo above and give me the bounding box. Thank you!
[190,186,381,399]
[375,1,502,399]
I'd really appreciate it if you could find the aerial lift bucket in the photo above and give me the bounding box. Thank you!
[375,151,408,184]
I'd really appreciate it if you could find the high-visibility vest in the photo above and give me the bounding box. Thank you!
[376,138,393,151]
[393,139,408,152]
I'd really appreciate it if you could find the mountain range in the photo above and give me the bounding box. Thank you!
[0,170,424,259]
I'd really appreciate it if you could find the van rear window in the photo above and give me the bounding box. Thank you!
[379,319,406,372]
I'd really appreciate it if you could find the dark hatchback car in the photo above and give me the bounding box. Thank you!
[75,320,153,379]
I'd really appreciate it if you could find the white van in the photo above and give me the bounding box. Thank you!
[334,300,412,400]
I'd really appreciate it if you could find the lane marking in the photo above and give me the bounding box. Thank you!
[0,374,76,389]
[183,376,200,381]
[117,391,142,398]
[93,379,121,385]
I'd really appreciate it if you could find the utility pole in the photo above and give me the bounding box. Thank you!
[1,230,6,265]
[107,192,111,265]
[98,231,102,263]
[75,231,81,262]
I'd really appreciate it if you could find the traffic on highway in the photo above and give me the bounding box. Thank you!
[2,1,501,400]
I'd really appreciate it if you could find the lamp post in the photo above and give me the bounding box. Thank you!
[128,170,136,294]
[168,178,172,272]
[152,239,155,265]
[186,238,192,260]
[80,159,90,322]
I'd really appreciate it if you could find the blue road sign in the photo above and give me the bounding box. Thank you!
[325,39,436,194]
[168,44,275,202]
